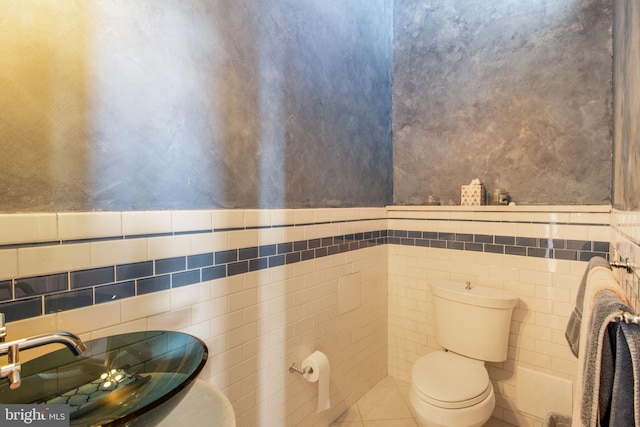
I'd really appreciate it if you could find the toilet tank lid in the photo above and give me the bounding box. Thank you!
[429,281,518,309]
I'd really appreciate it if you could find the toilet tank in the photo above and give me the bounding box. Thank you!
[430,281,518,362]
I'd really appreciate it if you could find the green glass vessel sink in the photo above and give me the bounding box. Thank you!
[0,331,208,426]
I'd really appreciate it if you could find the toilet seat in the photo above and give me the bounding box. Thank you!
[411,351,491,409]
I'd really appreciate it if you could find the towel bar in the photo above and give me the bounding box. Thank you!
[611,258,635,274]
[617,311,640,324]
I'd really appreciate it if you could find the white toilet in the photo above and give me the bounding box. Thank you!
[409,281,518,427]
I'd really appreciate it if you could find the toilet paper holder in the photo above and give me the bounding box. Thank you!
[288,362,313,376]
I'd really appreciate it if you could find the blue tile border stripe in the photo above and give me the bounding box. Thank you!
[0,227,609,323]
[387,230,609,261]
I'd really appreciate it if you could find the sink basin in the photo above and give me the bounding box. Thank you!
[0,331,208,426]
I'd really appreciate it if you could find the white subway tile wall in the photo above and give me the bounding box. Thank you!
[0,206,615,427]
[387,206,611,427]
[0,208,388,427]
[611,209,640,312]
[0,213,58,245]
[58,211,123,240]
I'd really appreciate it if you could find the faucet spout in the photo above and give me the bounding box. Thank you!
[0,330,86,389]
[0,330,86,356]
[0,331,87,356]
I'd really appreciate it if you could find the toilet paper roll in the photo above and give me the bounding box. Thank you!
[302,351,330,413]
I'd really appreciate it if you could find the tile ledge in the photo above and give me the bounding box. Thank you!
[386,205,612,213]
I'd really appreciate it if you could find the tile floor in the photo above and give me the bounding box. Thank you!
[330,377,513,427]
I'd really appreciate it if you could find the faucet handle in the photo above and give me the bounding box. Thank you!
[0,344,21,389]
[0,313,6,343]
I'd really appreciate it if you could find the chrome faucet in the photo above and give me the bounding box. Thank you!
[0,315,86,390]
[0,313,6,343]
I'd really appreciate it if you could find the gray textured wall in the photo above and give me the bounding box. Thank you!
[0,1,393,211]
[613,0,640,211]
[393,0,613,205]
[0,1,617,211]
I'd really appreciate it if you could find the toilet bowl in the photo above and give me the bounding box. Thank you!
[408,281,517,427]
[409,351,494,427]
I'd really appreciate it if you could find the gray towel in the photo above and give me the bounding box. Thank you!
[604,322,636,426]
[597,322,615,423]
[621,322,640,426]
[580,290,633,426]
[565,256,611,358]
